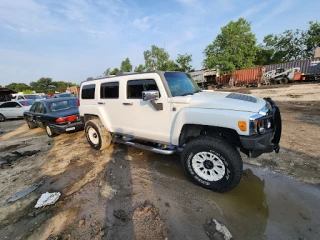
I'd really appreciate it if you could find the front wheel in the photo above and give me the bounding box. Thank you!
[181,136,243,192]
[85,119,111,150]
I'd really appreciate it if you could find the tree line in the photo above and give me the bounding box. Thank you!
[105,18,319,75]
[104,46,194,76]
[3,78,78,94]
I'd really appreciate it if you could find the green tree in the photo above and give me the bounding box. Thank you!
[134,64,145,72]
[54,81,73,92]
[176,53,193,72]
[166,60,180,71]
[30,77,54,94]
[143,45,170,71]
[263,29,307,62]
[22,89,34,94]
[110,68,119,75]
[305,21,320,58]
[5,83,30,92]
[120,58,133,72]
[104,68,111,76]
[203,18,257,73]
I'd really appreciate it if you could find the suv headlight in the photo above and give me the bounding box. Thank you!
[249,115,272,135]
[249,102,273,135]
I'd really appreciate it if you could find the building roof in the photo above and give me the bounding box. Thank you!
[0,88,17,94]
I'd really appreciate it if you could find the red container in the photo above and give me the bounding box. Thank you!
[217,66,263,86]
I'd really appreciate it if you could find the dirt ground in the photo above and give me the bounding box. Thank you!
[0,84,320,240]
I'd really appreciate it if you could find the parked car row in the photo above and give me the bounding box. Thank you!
[24,97,84,137]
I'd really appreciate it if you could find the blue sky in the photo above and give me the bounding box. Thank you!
[0,0,319,86]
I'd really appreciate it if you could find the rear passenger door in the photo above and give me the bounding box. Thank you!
[98,81,121,131]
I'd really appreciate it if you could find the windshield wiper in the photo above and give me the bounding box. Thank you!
[180,92,195,96]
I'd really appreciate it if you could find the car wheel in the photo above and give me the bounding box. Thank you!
[26,120,37,129]
[45,124,59,138]
[85,119,111,151]
[0,113,5,122]
[181,135,243,193]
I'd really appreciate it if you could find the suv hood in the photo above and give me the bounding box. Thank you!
[172,91,266,113]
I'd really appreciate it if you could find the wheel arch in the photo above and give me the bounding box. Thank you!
[178,124,242,148]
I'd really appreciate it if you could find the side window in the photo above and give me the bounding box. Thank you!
[30,103,37,112]
[18,96,24,100]
[12,102,21,108]
[34,103,41,113]
[0,102,20,108]
[81,84,95,99]
[38,103,46,114]
[127,79,159,99]
[100,82,119,99]
[0,102,11,108]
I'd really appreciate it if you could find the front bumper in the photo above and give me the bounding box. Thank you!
[49,121,84,134]
[240,98,282,158]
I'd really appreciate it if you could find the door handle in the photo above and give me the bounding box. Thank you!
[123,102,133,105]
[98,102,105,105]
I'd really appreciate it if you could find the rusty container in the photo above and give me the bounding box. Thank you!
[232,67,263,86]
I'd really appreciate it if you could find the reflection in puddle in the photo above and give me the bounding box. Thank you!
[132,151,320,240]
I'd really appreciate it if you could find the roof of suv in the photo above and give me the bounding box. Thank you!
[84,71,166,83]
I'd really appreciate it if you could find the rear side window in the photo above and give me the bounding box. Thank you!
[0,102,21,108]
[127,79,159,99]
[81,84,95,99]
[100,82,119,99]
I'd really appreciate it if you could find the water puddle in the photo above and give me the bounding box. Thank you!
[134,152,320,239]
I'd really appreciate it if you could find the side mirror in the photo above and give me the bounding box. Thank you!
[142,90,159,101]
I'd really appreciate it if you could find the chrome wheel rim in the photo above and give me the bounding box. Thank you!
[0,115,4,122]
[46,125,52,136]
[192,151,226,181]
[88,127,99,145]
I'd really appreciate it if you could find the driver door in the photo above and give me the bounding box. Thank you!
[116,75,172,143]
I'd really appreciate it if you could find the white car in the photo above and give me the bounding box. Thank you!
[79,71,282,192]
[0,100,33,121]
[12,94,44,101]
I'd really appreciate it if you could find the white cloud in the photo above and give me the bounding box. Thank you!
[236,2,270,19]
[253,0,292,29]
[133,17,151,31]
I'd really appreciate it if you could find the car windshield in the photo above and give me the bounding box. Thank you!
[164,72,201,97]
[49,99,78,112]
[25,95,43,100]
[18,100,34,106]
[56,93,72,98]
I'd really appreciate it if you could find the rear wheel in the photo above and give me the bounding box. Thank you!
[85,119,111,150]
[46,124,59,138]
[0,113,5,122]
[181,136,243,192]
[26,120,37,129]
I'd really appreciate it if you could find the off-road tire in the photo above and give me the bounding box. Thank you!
[26,120,37,129]
[45,124,59,138]
[0,113,5,122]
[85,119,111,151]
[281,78,288,84]
[181,135,243,193]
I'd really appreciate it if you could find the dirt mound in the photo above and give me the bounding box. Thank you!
[132,203,166,240]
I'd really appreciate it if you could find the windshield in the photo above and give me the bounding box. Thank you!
[164,72,201,97]
[49,99,78,112]
[56,93,72,98]
[18,100,34,106]
[25,95,43,100]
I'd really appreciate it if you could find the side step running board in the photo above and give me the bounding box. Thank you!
[112,137,176,155]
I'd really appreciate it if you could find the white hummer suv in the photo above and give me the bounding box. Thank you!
[79,71,281,192]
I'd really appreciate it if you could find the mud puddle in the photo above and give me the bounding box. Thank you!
[129,151,320,240]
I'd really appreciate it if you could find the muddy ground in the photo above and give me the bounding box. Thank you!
[0,84,320,240]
